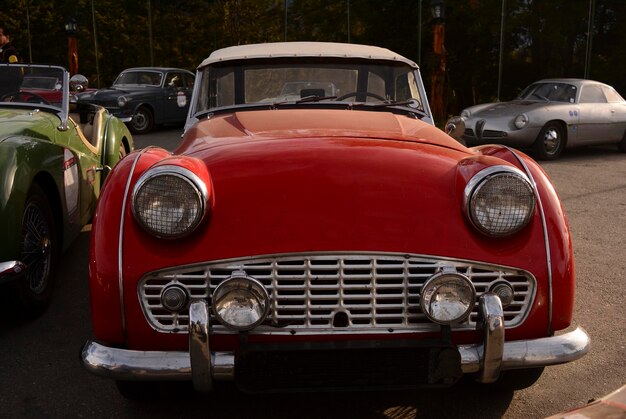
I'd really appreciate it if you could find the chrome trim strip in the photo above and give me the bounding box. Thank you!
[477,293,504,383]
[118,148,152,339]
[189,300,212,391]
[80,327,589,384]
[505,147,554,335]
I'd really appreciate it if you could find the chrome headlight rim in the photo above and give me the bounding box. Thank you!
[131,165,209,239]
[211,273,270,331]
[514,113,529,129]
[464,165,536,238]
[420,270,476,325]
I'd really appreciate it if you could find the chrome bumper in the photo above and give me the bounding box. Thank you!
[81,294,590,390]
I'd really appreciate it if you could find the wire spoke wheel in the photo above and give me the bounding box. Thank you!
[20,201,53,294]
[11,184,58,314]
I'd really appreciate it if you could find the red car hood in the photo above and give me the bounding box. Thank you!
[138,109,541,265]
[179,109,467,154]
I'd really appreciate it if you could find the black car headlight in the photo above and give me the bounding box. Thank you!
[132,165,209,238]
[117,96,129,107]
[464,166,536,237]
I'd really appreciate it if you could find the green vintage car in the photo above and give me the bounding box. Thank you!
[0,64,133,314]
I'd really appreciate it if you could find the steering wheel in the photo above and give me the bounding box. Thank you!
[0,91,51,105]
[336,91,386,102]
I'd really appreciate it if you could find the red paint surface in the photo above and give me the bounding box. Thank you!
[89,109,575,351]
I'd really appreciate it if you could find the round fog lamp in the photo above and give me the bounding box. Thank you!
[161,285,188,312]
[490,281,515,307]
[420,271,476,325]
[212,274,270,331]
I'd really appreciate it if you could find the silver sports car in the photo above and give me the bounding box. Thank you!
[448,79,626,159]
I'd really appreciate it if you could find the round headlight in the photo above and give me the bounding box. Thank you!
[420,270,475,325]
[132,166,208,239]
[514,113,529,129]
[161,284,188,312]
[464,166,536,237]
[212,273,270,331]
[117,96,128,107]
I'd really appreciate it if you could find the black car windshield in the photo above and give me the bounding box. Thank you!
[114,71,163,87]
[518,82,577,103]
[194,58,425,113]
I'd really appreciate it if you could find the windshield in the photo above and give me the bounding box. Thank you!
[518,82,577,103]
[194,58,425,113]
[0,64,66,108]
[113,71,163,87]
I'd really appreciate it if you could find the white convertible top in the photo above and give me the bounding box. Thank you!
[198,42,418,69]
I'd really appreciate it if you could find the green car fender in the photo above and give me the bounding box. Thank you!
[0,137,70,262]
[101,113,133,175]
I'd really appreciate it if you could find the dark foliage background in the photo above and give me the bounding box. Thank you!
[2,0,624,118]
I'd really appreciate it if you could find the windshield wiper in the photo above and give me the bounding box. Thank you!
[295,95,337,103]
[365,99,421,108]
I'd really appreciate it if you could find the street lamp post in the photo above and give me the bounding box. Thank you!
[430,0,446,124]
[65,16,78,76]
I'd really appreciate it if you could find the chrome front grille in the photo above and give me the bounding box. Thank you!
[138,253,536,335]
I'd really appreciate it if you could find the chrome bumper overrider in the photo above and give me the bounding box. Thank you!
[81,294,590,390]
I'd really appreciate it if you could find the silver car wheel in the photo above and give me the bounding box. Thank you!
[543,128,561,155]
[534,122,564,160]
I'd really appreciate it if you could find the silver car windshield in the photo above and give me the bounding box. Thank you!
[0,64,66,108]
[518,82,577,103]
[194,58,425,113]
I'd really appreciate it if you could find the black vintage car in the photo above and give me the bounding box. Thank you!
[77,67,195,134]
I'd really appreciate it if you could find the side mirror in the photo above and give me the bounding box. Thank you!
[445,116,466,145]
[70,74,89,93]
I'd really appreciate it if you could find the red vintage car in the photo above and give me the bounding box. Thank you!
[81,42,590,397]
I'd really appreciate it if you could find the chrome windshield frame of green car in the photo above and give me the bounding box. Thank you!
[0,63,70,130]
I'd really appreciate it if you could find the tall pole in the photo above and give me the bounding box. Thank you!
[497,0,506,101]
[25,1,33,63]
[584,0,594,79]
[430,0,446,123]
[148,0,154,66]
[417,0,422,66]
[65,17,78,76]
[68,35,78,75]
[347,0,351,43]
[284,0,288,41]
[92,0,100,87]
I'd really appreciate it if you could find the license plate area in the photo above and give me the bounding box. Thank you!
[235,339,462,393]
